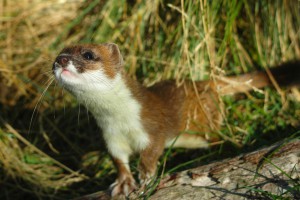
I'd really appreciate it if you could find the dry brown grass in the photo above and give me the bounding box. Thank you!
[0,123,86,188]
[0,0,80,107]
[1,0,299,106]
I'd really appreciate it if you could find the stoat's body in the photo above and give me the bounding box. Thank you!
[53,43,300,197]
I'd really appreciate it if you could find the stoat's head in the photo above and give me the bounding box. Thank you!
[53,43,124,93]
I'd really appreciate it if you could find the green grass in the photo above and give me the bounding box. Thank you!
[243,135,300,199]
[0,0,299,199]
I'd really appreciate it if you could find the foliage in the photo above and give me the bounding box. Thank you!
[0,0,299,199]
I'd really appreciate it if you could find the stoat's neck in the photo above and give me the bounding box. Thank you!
[74,73,149,154]
[75,74,142,123]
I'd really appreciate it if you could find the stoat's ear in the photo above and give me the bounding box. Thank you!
[103,43,124,69]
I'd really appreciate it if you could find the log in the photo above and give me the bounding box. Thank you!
[75,139,300,200]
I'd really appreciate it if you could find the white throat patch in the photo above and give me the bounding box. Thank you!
[55,63,150,161]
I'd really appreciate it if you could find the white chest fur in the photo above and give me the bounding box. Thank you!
[55,61,150,163]
[75,73,149,160]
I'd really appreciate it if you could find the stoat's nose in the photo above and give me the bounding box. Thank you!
[56,55,70,67]
[53,55,71,71]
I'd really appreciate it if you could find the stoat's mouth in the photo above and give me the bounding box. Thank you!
[55,60,80,77]
[53,62,83,89]
[60,67,78,77]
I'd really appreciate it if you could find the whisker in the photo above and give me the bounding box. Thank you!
[82,73,115,90]
[85,99,90,124]
[53,80,58,119]
[29,77,55,134]
[60,86,66,117]
[78,103,81,126]
[40,70,54,76]
[41,74,55,87]
[82,73,119,92]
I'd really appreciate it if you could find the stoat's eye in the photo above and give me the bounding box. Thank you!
[83,51,94,60]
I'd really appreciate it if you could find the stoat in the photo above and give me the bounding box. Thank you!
[52,43,300,197]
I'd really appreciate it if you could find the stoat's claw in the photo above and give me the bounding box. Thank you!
[110,176,136,197]
[139,173,152,186]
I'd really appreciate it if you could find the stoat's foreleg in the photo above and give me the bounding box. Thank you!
[110,157,137,197]
[138,138,165,185]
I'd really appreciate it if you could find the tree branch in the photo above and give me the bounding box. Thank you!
[75,139,300,200]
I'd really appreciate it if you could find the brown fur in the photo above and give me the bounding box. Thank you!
[55,44,121,78]
[53,43,300,196]
[123,60,300,180]
[111,158,136,196]
[219,61,300,95]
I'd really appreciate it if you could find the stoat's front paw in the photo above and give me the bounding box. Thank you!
[110,175,137,197]
[139,172,154,186]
